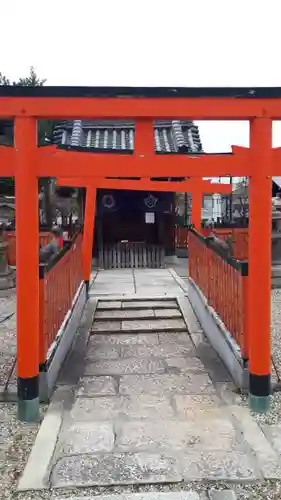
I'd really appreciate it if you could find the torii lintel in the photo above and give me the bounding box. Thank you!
[36,147,248,178]
[56,177,232,194]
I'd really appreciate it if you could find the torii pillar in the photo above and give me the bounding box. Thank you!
[82,186,96,293]
[191,192,203,230]
[248,118,272,412]
[15,118,40,422]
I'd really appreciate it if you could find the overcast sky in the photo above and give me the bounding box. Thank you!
[1,0,281,153]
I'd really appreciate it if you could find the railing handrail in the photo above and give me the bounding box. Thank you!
[189,227,248,276]
[39,231,82,278]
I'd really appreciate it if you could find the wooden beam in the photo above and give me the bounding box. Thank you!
[56,176,232,194]
[37,148,248,178]
[2,96,281,119]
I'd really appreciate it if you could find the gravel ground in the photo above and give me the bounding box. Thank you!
[2,290,281,498]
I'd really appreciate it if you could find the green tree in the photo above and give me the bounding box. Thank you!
[0,66,46,87]
[0,67,57,225]
[14,66,46,87]
[0,73,10,85]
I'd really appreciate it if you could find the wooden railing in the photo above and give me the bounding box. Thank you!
[39,233,83,365]
[188,228,248,358]
[175,225,248,260]
[202,227,248,260]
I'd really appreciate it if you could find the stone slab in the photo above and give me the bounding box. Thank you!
[93,286,135,295]
[173,394,222,418]
[121,394,175,420]
[122,300,177,309]
[95,276,133,282]
[95,309,155,319]
[115,419,236,452]
[50,494,200,500]
[85,344,121,360]
[195,341,233,383]
[119,343,196,359]
[71,396,124,421]
[121,319,187,332]
[154,309,182,318]
[177,296,203,334]
[229,405,281,479]
[18,402,63,491]
[51,451,182,487]
[263,424,281,455]
[89,333,159,346]
[97,301,122,309]
[61,422,114,454]
[136,287,185,296]
[76,376,117,397]
[190,332,207,348]
[70,395,175,421]
[165,356,206,373]
[135,283,176,290]
[158,332,193,344]
[97,270,133,276]
[93,287,135,293]
[119,373,215,396]
[91,321,122,332]
[84,357,166,376]
[208,491,237,500]
[181,450,260,481]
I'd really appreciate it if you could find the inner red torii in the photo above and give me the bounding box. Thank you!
[56,176,232,283]
[0,86,278,421]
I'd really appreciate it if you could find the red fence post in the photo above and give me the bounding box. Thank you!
[39,266,47,368]
[241,272,249,361]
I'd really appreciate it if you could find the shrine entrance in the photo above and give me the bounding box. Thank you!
[0,86,279,422]
[95,188,174,268]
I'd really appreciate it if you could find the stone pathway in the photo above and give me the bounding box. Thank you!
[18,284,281,493]
[0,267,277,499]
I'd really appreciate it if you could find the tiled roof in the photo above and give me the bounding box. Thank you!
[53,120,203,153]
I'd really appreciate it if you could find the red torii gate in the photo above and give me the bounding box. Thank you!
[56,176,232,285]
[0,86,279,421]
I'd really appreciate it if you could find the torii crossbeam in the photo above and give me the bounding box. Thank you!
[0,86,279,421]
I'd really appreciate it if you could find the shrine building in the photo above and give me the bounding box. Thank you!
[53,119,203,267]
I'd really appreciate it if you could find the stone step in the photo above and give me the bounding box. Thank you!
[91,318,187,334]
[51,492,237,500]
[94,308,182,320]
[97,299,178,310]
[50,494,201,500]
